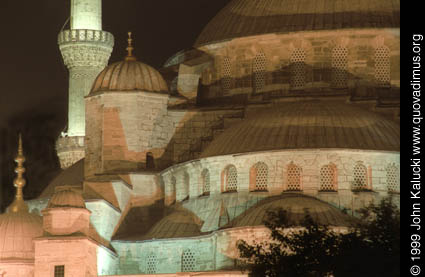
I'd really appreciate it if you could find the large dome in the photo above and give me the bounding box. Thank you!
[195,0,400,46]
[201,100,400,158]
[90,59,168,95]
[0,212,43,260]
[226,194,356,228]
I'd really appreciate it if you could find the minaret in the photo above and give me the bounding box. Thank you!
[56,0,114,169]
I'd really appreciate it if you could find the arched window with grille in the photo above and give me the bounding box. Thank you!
[201,169,210,195]
[386,163,399,193]
[221,165,238,192]
[286,162,302,191]
[250,162,268,191]
[320,163,338,191]
[374,45,390,86]
[221,56,232,91]
[183,172,190,200]
[181,249,196,272]
[290,48,307,89]
[253,52,267,92]
[352,162,368,190]
[146,253,157,274]
[331,46,348,88]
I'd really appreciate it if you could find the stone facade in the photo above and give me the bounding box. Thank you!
[166,29,400,118]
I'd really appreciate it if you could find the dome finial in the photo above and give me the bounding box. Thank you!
[125,31,136,61]
[9,133,29,213]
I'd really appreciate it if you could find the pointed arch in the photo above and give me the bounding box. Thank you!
[320,163,338,191]
[221,165,238,192]
[386,163,399,193]
[290,48,307,89]
[250,162,269,191]
[286,162,302,191]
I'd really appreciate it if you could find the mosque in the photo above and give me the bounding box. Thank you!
[0,0,400,276]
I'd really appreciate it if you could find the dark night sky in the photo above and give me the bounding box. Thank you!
[0,0,231,209]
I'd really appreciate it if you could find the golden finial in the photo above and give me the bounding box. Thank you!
[8,133,29,213]
[125,31,136,61]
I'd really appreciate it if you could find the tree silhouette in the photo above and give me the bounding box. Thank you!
[237,197,400,277]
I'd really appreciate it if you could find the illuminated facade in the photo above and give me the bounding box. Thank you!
[0,0,399,276]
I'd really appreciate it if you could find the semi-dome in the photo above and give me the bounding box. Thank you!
[195,0,400,46]
[0,212,43,260]
[90,58,168,95]
[201,101,400,158]
[226,194,356,228]
[47,189,86,209]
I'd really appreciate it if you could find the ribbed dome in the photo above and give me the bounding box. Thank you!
[90,59,168,94]
[195,0,400,46]
[201,101,400,158]
[0,212,43,260]
[227,194,356,228]
[47,189,86,209]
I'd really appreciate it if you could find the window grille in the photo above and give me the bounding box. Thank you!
[353,162,368,190]
[54,265,65,277]
[287,163,302,191]
[374,46,390,86]
[223,165,238,192]
[332,46,348,87]
[290,48,307,89]
[320,164,337,191]
[253,53,267,91]
[253,162,268,191]
[387,163,399,192]
[181,249,196,272]
[201,169,210,195]
[221,57,232,90]
[146,254,157,274]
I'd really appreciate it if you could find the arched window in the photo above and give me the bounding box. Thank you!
[253,52,267,92]
[201,169,210,195]
[183,172,190,200]
[146,152,155,169]
[320,163,338,191]
[146,253,157,274]
[181,249,196,272]
[353,162,368,190]
[386,163,399,193]
[222,165,238,192]
[250,162,268,191]
[331,46,348,88]
[374,46,390,86]
[286,162,302,191]
[290,48,306,89]
[221,56,232,91]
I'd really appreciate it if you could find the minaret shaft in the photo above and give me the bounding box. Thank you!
[56,0,114,169]
[71,0,102,30]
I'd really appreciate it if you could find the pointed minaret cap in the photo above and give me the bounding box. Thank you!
[8,133,29,213]
[125,31,137,61]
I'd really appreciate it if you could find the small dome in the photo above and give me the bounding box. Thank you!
[201,100,400,158]
[47,189,86,209]
[195,0,400,46]
[90,59,168,95]
[226,194,356,228]
[0,212,43,260]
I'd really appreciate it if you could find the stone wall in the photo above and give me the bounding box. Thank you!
[161,149,400,216]
[170,28,400,102]
[34,238,98,277]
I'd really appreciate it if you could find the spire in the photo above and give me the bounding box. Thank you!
[125,31,136,61]
[8,134,29,213]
